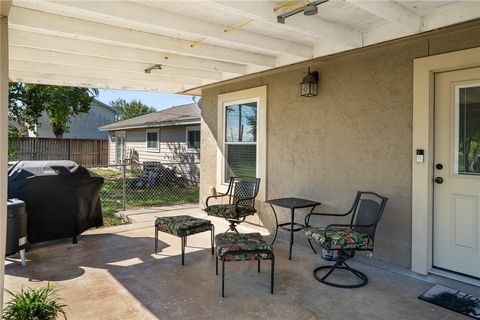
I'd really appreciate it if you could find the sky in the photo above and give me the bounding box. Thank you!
[97,89,195,111]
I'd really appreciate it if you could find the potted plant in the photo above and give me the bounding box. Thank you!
[3,283,67,320]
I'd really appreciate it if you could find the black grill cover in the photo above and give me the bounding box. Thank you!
[8,161,104,243]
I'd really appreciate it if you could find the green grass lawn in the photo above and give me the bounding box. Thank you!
[90,167,200,227]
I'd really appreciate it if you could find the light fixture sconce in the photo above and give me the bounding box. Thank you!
[300,67,319,97]
[110,133,116,142]
[144,64,163,74]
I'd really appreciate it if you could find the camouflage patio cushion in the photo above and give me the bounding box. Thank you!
[204,204,256,220]
[155,215,212,237]
[215,233,273,261]
[303,227,373,251]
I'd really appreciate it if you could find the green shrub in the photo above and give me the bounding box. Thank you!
[3,283,67,320]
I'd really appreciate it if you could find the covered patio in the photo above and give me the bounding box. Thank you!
[1,1,480,319]
[4,207,478,319]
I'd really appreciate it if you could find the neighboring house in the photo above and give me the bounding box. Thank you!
[33,99,117,139]
[98,103,200,166]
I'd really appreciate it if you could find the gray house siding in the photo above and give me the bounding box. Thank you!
[109,126,200,164]
[35,99,116,139]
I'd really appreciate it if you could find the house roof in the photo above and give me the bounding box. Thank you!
[98,103,200,131]
[92,98,119,114]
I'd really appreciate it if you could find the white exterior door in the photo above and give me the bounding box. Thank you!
[433,67,480,278]
[115,131,126,164]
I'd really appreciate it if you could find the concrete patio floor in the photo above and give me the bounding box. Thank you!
[3,205,479,320]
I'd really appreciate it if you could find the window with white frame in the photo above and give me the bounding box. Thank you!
[186,127,200,151]
[217,86,267,200]
[224,102,257,182]
[146,129,159,152]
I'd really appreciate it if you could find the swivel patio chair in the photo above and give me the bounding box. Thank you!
[204,177,260,233]
[303,191,388,288]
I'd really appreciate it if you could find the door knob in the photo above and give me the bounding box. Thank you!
[434,177,444,184]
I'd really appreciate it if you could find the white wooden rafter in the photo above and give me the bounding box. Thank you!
[16,0,313,59]
[344,0,422,33]
[10,71,190,93]
[197,0,363,49]
[10,46,224,81]
[9,6,277,67]
[9,60,206,86]
[9,29,248,75]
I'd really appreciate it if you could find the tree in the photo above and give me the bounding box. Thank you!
[9,82,98,138]
[110,98,157,121]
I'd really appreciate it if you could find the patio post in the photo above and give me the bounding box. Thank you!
[0,6,9,315]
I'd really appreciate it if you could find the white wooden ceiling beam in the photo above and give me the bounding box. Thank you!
[344,0,422,33]
[9,29,247,75]
[422,1,480,32]
[10,46,223,81]
[9,60,206,86]
[9,6,276,67]
[10,70,188,93]
[199,0,362,49]
[18,0,313,59]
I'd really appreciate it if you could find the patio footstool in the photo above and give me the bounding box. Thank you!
[215,232,275,297]
[154,215,214,265]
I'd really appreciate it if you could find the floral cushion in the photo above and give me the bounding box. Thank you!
[204,204,256,220]
[303,227,373,251]
[215,233,273,261]
[155,215,212,237]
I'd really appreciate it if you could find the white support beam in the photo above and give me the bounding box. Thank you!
[10,71,190,93]
[0,16,8,320]
[199,0,362,49]
[9,60,205,86]
[344,0,422,33]
[9,6,276,67]
[422,1,480,32]
[18,0,313,59]
[10,46,223,81]
[10,30,247,75]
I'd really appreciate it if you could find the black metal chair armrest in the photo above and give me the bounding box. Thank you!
[205,193,229,207]
[305,210,352,227]
[324,223,375,233]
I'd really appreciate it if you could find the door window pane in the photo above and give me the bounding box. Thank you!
[456,85,480,175]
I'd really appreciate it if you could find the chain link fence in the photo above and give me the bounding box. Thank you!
[87,162,199,215]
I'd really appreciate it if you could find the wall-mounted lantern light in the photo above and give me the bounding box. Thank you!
[300,67,319,97]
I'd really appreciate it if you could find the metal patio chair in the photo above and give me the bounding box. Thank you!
[303,191,388,288]
[204,177,260,233]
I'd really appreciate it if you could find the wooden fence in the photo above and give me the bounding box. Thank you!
[10,137,109,166]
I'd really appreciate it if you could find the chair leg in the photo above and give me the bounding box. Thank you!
[154,226,158,254]
[211,225,215,256]
[216,256,218,275]
[258,259,261,273]
[181,236,185,265]
[222,258,226,298]
[271,253,275,294]
[313,259,368,288]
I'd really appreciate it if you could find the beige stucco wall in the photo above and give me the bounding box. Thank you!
[200,20,480,268]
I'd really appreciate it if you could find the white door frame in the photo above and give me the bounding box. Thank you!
[412,47,480,275]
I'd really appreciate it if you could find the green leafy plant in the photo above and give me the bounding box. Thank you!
[3,283,67,320]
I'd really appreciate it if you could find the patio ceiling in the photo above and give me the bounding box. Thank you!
[6,0,480,94]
